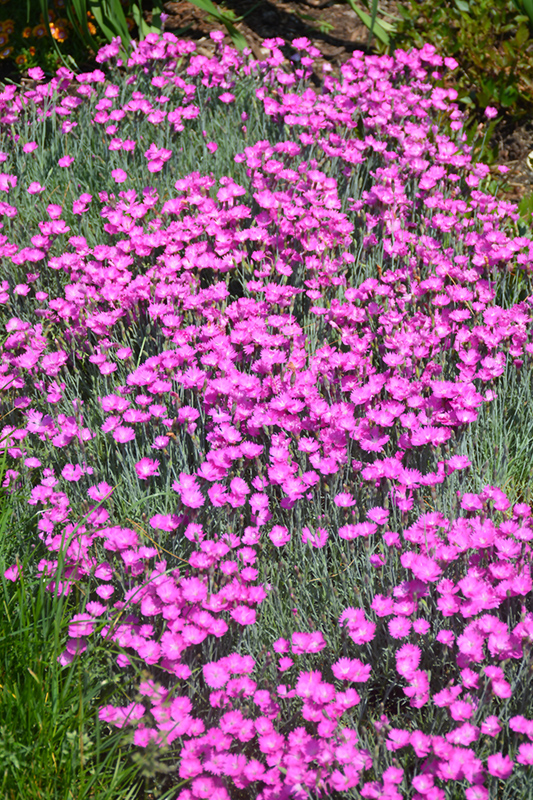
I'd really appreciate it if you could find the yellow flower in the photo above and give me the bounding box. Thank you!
[0,35,8,46]
[3,19,14,34]
[22,26,32,38]
[33,24,48,37]
[0,46,13,59]
[15,54,26,65]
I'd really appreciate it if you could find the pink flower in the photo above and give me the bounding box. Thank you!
[395,644,421,679]
[28,66,45,80]
[112,426,135,443]
[334,492,355,507]
[487,752,513,779]
[517,743,533,766]
[278,657,293,672]
[111,168,128,184]
[332,657,371,682]
[88,482,114,501]
[450,700,474,721]
[219,92,235,104]
[413,618,430,634]
[61,463,84,482]
[367,506,389,524]
[295,670,322,699]
[485,106,498,119]
[230,605,256,625]
[181,577,207,604]
[149,513,179,531]
[406,553,442,583]
[58,155,74,168]
[301,526,328,548]
[68,613,95,637]
[388,616,412,639]
[27,182,45,194]
[269,525,290,547]
[134,458,160,479]
[23,142,38,154]
[203,661,230,688]
[4,564,19,582]
[481,715,502,737]
[206,142,218,154]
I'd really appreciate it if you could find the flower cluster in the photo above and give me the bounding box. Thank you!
[2,30,533,799]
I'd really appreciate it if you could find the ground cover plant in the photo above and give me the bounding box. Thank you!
[3,31,533,799]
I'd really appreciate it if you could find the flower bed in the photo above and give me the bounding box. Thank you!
[2,31,533,800]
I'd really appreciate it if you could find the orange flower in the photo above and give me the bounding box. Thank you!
[0,46,13,59]
[22,26,32,38]
[87,21,96,34]
[51,24,68,41]
[33,24,48,37]
[0,35,7,47]
[3,20,14,34]
[29,46,36,56]
[15,54,26,65]
[126,16,134,31]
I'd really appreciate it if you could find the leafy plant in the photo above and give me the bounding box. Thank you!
[392,0,533,118]
[345,0,397,47]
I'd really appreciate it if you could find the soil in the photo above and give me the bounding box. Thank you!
[1,0,533,203]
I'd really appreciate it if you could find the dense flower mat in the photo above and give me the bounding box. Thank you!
[2,31,533,799]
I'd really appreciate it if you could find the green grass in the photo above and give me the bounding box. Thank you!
[0,477,144,799]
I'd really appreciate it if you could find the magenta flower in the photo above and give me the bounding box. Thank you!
[4,564,19,582]
[395,644,421,679]
[134,457,160,479]
[230,605,256,625]
[388,616,412,640]
[28,66,45,80]
[61,463,84,482]
[203,662,230,688]
[181,577,207,604]
[111,168,128,183]
[27,182,45,194]
[449,700,474,721]
[112,426,135,443]
[58,155,74,168]
[149,513,179,531]
[517,743,533,766]
[481,715,502,737]
[269,525,290,547]
[301,526,328,548]
[487,753,513,779]
[68,613,95,637]
[88,482,114,501]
